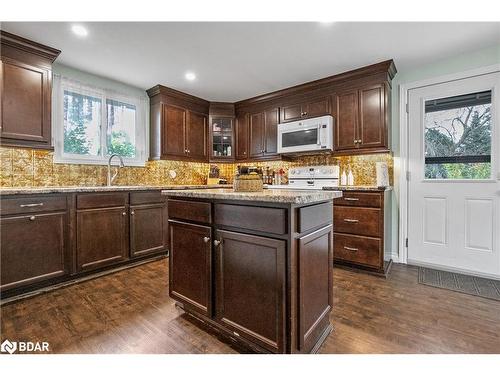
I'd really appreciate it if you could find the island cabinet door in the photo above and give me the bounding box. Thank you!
[214,230,286,353]
[296,224,333,353]
[169,220,212,316]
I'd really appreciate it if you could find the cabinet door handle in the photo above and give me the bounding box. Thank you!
[214,239,221,246]
[131,211,135,215]
[203,236,210,243]
[343,218,359,223]
[29,215,36,221]
[122,212,127,216]
[344,198,359,201]
[344,246,358,251]
[187,149,190,153]
[20,203,44,208]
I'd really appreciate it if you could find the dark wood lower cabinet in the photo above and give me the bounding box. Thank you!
[215,230,286,353]
[169,220,212,316]
[0,212,68,291]
[130,203,167,258]
[76,206,129,272]
[166,197,335,354]
[1,190,168,298]
[297,225,333,352]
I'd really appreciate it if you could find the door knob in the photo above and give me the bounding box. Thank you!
[214,240,221,246]
[203,236,210,243]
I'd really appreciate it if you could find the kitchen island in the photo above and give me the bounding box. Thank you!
[162,188,342,353]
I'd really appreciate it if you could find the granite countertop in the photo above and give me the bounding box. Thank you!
[162,188,342,204]
[322,186,393,192]
[0,184,232,196]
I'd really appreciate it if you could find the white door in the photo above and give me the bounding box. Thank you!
[407,72,500,278]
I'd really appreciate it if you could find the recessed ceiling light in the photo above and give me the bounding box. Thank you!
[71,25,88,37]
[185,72,196,81]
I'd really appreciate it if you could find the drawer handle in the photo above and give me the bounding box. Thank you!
[343,218,359,223]
[344,246,358,251]
[344,198,359,201]
[203,236,210,243]
[20,203,44,208]
[29,215,36,221]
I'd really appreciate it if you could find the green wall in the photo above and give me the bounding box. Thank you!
[390,43,500,259]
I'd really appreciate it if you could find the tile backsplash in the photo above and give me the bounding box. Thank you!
[0,146,393,188]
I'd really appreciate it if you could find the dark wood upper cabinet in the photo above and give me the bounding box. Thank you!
[334,89,358,151]
[358,83,386,149]
[280,96,330,123]
[209,102,235,162]
[249,111,265,158]
[169,220,212,316]
[148,85,209,162]
[247,107,280,159]
[280,102,303,123]
[149,60,395,159]
[0,31,60,150]
[264,107,279,156]
[235,113,248,160]
[333,82,389,153]
[163,104,186,157]
[215,229,286,353]
[186,111,208,160]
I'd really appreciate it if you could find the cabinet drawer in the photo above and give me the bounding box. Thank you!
[298,201,333,233]
[215,203,286,235]
[168,199,211,224]
[0,195,67,216]
[130,191,166,205]
[335,191,381,208]
[334,206,381,237]
[77,193,128,209]
[333,233,381,268]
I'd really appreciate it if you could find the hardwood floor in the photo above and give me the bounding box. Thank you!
[1,259,499,354]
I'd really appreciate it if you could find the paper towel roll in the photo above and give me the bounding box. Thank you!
[376,162,389,187]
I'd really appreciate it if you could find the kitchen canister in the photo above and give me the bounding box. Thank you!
[376,162,389,187]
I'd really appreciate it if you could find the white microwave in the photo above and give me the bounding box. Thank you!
[277,115,334,154]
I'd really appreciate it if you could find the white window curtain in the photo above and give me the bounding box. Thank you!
[52,73,148,166]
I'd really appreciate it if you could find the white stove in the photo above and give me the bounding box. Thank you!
[267,165,339,190]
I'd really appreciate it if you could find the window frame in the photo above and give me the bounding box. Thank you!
[421,89,495,181]
[53,77,147,167]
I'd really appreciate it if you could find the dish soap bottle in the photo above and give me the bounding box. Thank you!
[341,168,347,186]
[347,166,354,186]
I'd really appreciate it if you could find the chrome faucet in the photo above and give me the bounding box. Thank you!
[107,154,125,186]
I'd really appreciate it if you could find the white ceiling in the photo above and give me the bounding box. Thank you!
[2,22,499,101]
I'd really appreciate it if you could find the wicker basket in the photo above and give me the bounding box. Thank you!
[233,173,263,192]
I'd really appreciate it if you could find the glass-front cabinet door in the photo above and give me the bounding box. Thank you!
[210,116,234,162]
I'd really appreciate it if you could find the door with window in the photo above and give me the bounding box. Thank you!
[407,72,500,277]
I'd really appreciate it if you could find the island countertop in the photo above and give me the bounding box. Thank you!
[162,188,342,204]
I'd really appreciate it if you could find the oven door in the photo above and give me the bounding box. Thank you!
[278,125,322,153]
